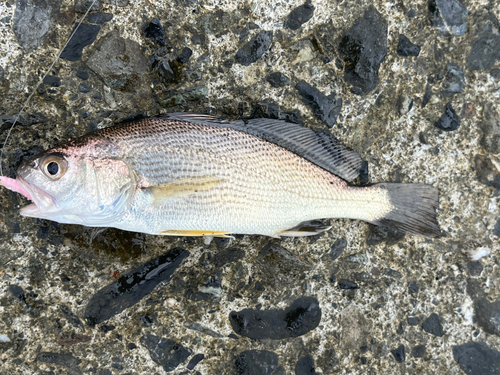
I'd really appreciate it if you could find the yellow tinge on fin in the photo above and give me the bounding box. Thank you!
[143,176,224,204]
[160,230,233,238]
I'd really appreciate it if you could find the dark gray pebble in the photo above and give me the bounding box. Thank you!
[295,80,342,128]
[435,103,460,131]
[453,342,500,375]
[407,316,420,326]
[467,19,500,71]
[429,0,468,36]
[213,247,245,267]
[88,12,113,24]
[43,75,61,87]
[339,5,387,93]
[330,238,347,261]
[235,31,273,66]
[75,0,101,13]
[140,335,190,372]
[36,352,82,375]
[397,34,420,57]
[84,248,188,326]
[338,279,358,289]
[475,298,500,337]
[187,354,205,370]
[60,24,100,62]
[494,219,500,238]
[266,72,290,88]
[366,224,405,246]
[412,345,426,358]
[284,0,315,31]
[76,66,89,80]
[235,350,283,375]
[479,103,500,154]
[474,155,500,189]
[391,345,405,362]
[442,63,465,97]
[468,261,483,276]
[144,18,165,46]
[295,355,316,375]
[229,296,321,339]
[422,313,445,337]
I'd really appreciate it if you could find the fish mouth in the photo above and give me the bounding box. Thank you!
[0,176,56,217]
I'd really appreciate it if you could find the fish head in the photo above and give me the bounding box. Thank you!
[13,142,135,226]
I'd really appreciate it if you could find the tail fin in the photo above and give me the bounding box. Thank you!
[370,183,441,238]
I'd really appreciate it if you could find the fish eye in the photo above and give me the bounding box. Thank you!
[40,153,68,181]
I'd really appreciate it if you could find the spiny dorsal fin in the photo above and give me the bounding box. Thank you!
[166,113,363,182]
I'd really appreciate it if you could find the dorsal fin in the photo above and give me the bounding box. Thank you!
[166,113,363,182]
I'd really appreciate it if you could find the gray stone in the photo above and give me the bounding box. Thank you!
[453,342,500,375]
[429,0,468,36]
[75,0,101,13]
[468,20,500,71]
[235,31,273,66]
[86,31,150,91]
[13,0,58,52]
[339,5,388,93]
[479,103,500,154]
[140,335,190,372]
[475,298,500,336]
[442,63,465,97]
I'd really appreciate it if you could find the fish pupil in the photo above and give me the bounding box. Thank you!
[47,161,59,176]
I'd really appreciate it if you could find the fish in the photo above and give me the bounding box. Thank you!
[0,113,440,238]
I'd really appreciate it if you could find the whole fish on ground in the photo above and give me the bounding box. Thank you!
[0,113,440,238]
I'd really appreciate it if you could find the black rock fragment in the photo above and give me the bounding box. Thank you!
[468,261,483,276]
[429,0,468,36]
[295,355,316,375]
[60,24,100,62]
[435,103,460,131]
[8,285,26,303]
[60,305,82,327]
[494,219,500,237]
[412,345,426,358]
[36,352,82,375]
[391,345,405,362]
[339,6,388,93]
[295,80,342,128]
[330,238,347,261]
[187,354,205,370]
[213,247,245,267]
[178,47,193,64]
[88,12,113,24]
[214,236,231,249]
[338,279,358,289]
[0,65,4,83]
[422,313,445,337]
[235,31,273,66]
[397,34,421,57]
[407,316,420,326]
[479,103,500,154]
[453,342,500,375]
[13,0,58,52]
[229,296,321,339]
[474,154,500,189]
[140,335,190,372]
[42,75,61,87]
[84,248,189,326]
[475,298,500,336]
[75,0,101,13]
[468,24,500,71]
[284,0,315,31]
[235,350,282,375]
[442,63,465,97]
[86,31,150,91]
[266,72,290,88]
[76,66,89,80]
[144,18,165,46]
[422,84,432,108]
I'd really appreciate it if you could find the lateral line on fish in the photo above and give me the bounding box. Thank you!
[0,0,99,176]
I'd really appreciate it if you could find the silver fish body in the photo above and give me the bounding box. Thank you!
[3,114,440,238]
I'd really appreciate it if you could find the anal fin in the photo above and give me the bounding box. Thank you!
[277,221,332,237]
[160,230,234,238]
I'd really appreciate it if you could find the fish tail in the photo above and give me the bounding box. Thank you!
[369,183,441,238]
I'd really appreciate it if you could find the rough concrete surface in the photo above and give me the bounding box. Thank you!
[0,0,499,374]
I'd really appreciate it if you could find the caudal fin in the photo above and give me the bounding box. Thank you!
[370,183,441,238]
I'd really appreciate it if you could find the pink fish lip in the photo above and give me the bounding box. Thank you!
[0,176,55,215]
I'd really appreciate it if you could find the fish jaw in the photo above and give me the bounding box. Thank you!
[0,176,57,217]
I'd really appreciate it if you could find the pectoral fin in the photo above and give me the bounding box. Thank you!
[143,176,224,204]
[160,230,233,238]
[277,221,332,237]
